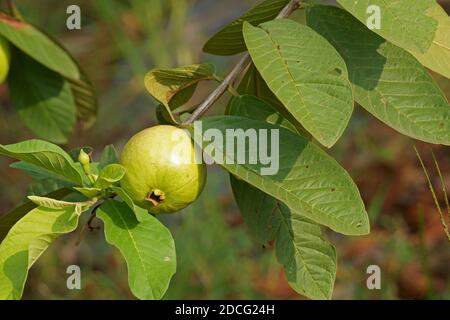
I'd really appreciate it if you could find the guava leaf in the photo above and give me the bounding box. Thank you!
[0,12,79,79]
[0,188,73,243]
[99,145,119,170]
[228,94,336,299]
[73,187,102,198]
[203,0,289,55]
[110,186,149,222]
[144,64,216,123]
[409,3,450,80]
[236,65,311,134]
[27,196,95,212]
[0,140,86,186]
[95,164,126,189]
[190,116,369,235]
[0,205,80,299]
[97,200,176,300]
[8,51,76,144]
[337,0,437,54]
[0,12,97,128]
[243,20,354,148]
[307,6,450,146]
[231,177,336,300]
[10,161,69,182]
[228,95,296,132]
[27,178,73,196]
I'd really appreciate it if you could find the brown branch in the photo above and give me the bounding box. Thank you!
[182,0,302,125]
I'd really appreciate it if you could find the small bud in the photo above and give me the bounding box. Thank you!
[78,149,91,166]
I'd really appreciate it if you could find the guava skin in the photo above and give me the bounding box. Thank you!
[0,36,10,84]
[120,125,207,214]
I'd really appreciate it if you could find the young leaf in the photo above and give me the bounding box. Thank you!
[243,20,354,148]
[144,64,216,123]
[0,188,73,243]
[203,0,289,55]
[0,12,79,79]
[8,51,76,144]
[0,205,80,299]
[99,145,119,170]
[95,164,126,189]
[306,6,450,146]
[409,3,450,79]
[190,116,369,235]
[337,0,437,54]
[74,187,102,198]
[27,196,95,213]
[0,140,86,185]
[97,200,176,300]
[231,177,336,300]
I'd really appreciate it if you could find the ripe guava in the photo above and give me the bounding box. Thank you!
[120,125,207,214]
[0,36,10,84]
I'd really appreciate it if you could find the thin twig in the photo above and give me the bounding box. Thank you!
[182,0,302,125]
[75,202,103,246]
[414,145,450,242]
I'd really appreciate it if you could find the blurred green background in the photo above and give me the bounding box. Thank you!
[0,0,449,299]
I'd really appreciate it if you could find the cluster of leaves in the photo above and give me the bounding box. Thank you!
[1,0,449,300]
[145,0,450,299]
[0,141,175,300]
[0,7,97,143]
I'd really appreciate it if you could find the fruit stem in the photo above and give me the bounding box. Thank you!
[181,0,302,126]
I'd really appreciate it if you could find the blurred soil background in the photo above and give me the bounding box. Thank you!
[0,0,449,299]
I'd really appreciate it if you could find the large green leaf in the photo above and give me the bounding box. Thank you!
[236,65,312,136]
[190,116,369,235]
[0,188,73,243]
[0,205,80,299]
[10,161,68,182]
[228,94,336,299]
[0,12,79,79]
[27,178,73,196]
[231,178,336,299]
[337,0,437,53]
[228,95,296,132]
[9,51,76,144]
[97,200,176,300]
[0,140,85,185]
[307,6,450,146]
[144,64,216,123]
[243,20,354,147]
[203,0,289,55]
[410,3,450,80]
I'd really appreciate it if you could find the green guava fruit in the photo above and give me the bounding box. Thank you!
[120,125,207,214]
[0,36,10,84]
